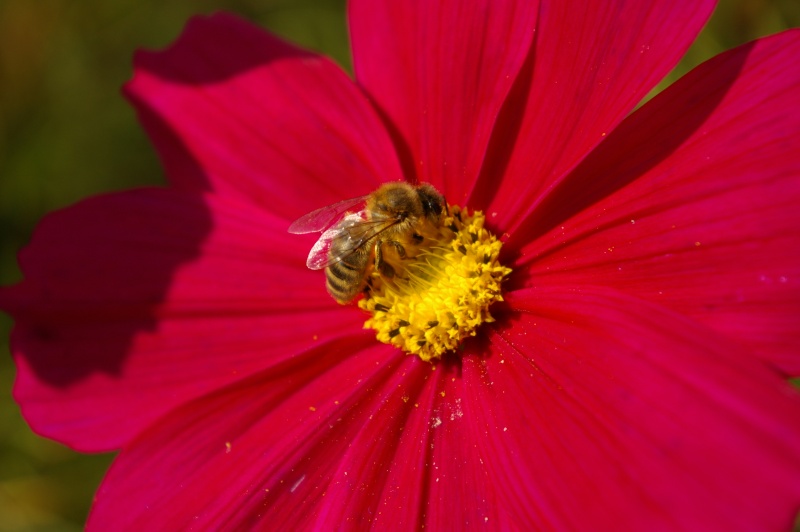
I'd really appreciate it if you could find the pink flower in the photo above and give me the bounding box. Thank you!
[2,1,800,528]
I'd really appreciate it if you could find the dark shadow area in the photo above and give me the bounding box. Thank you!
[465,12,539,214]
[369,99,419,187]
[0,137,211,387]
[435,298,521,375]
[437,347,465,376]
[503,39,754,288]
[133,12,316,85]
[0,12,316,387]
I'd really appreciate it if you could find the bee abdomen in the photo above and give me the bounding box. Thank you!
[325,252,369,304]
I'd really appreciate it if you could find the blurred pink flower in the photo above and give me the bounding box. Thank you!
[2,1,800,529]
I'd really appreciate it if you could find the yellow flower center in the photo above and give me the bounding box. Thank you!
[358,205,511,362]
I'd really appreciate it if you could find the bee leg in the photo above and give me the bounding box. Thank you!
[375,240,396,278]
[385,241,414,281]
[388,240,407,259]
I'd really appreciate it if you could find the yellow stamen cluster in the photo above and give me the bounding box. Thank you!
[359,206,511,362]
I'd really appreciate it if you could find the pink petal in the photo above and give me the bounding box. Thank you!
[349,0,538,203]
[475,287,800,529]
[86,285,800,529]
[88,345,413,529]
[1,188,369,451]
[319,362,514,528]
[514,30,800,374]
[125,12,403,220]
[415,362,515,528]
[87,343,517,529]
[474,0,716,228]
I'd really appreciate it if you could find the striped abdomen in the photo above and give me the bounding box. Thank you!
[325,240,372,304]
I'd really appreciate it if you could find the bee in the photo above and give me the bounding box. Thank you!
[288,182,446,304]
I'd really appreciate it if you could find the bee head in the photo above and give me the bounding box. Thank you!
[416,183,446,219]
[370,182,416,221]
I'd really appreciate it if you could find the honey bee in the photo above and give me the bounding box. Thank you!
[288,182,446,304]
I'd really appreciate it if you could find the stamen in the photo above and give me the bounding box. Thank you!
[359,205,511,362]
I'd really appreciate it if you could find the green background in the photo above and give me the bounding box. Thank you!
[1,0,798,529]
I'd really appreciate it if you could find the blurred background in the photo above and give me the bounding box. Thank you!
[0,0,798,529]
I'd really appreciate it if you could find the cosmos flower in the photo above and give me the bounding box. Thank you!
[2,0,800,528]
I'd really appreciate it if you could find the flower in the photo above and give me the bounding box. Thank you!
[2,1,800,529]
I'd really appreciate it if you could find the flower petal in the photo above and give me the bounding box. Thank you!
[349,0,538,202]
[125,12,402,220]
[417,363,515,528]
[317,361,515,528]
[87,343,517,529]
[473,287,800,529]
[85,285,800,529]
[87,345,413,529]
[515,30,800,373]
[473,0,716,228]
[1,188,368,451]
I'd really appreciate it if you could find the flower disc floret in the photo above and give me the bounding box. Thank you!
[359,205,511,362]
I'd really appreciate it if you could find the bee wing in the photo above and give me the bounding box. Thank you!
[288,195,369,234]
[306,212,397,270]
[305,222,350,270]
